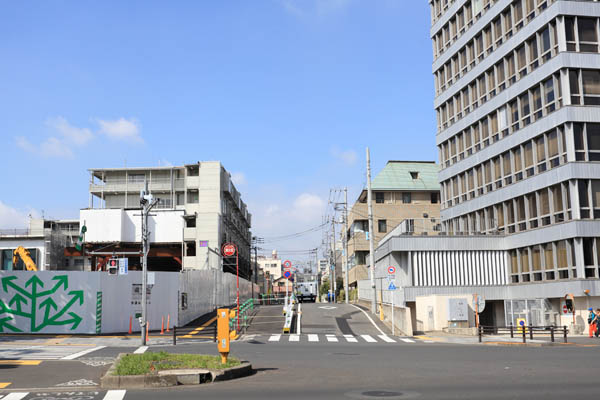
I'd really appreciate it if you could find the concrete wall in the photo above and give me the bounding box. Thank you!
[0,270,255,334]
[414,294,476,332]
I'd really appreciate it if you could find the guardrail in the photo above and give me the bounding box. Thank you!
[478,325,569,344]
[230,299,256,334]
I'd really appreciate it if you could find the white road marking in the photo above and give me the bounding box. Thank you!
[343,334,358,343]
[424,340,435,343]
[361,334,377,343]
[326,335,339,342]
[350,304,386,336]
[133,346,148,354]
[378,335,396,343]
[289,334,300,342]
[308,334,319,342]
[103,390,128,400]
[61,346,106,360]
[401,338,415,343]
[268,334,281,342]
[3,394,29,400]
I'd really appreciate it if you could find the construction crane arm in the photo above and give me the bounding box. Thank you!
[12,246,38,271]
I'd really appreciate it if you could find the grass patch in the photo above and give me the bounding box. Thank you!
[114,351,241,376]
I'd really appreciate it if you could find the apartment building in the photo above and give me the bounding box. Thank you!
[347,161,441,287]
[258,250,283,282]
[83,161,252,277]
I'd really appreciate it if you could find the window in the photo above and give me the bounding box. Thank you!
[570,70,581,105]
[376,192,384,204]
[410,171,419,179]
[582,70,600,105]
[588,123,600,161]
[402,193,412,204]
[579,180,591,219]
[565,17,576,51]
[378,220,387,233]
[578,18,598,52]
[431,192,439,204]
[186,190,199,204]
[128,174,145,183]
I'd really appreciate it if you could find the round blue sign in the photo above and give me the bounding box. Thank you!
[284,270,292,279]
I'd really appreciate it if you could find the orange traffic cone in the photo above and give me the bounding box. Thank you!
[166,314,171,332]
[128,316,132,335]
[161,316,165,335]
[146,321,150,342]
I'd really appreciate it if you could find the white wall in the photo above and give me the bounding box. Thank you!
[80,209,184,243]
[0,270,256,334]
[0,238,46,270]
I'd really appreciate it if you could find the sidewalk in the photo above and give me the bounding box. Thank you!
[415,331,600,347]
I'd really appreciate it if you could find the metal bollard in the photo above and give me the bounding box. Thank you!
[510,325,514,338]
[478,325,482,343]
[522,326,526,343]
[529,324,533,341]
[563,325,568,343]
[550,326,555,343]
[173,326,177,346]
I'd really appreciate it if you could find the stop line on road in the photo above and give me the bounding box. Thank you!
[243,334,426,344]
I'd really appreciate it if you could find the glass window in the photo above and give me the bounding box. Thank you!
[583,70,600,105]
[378,219,387,233]
[536,136,546,163]
[557,241,568,268]
[544,243,554,270]
[565,17,576,51]
[570,70,581,105]
[540,26,551,55]
[402,193,412,204]
[578,18,598,52]
[587,123,600,151]
[548,130,559,158]
[376,192,384,204]
[532,246,542,271]
[521,249,530,273]
[540,189,550,215]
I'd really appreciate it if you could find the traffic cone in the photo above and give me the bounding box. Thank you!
[146,321,150,342]
[161,316,165,335]
[128,316,132,335]
[166,314,171,332]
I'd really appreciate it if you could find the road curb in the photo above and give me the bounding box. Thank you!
[481,341,569,347]
[101,353,253,389]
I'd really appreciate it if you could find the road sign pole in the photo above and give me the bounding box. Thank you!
[236,245,239,332]
[392,291,395,336]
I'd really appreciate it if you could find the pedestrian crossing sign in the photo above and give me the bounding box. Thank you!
[388,282,397,290]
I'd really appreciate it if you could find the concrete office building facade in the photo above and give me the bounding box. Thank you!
[361,0,600,333]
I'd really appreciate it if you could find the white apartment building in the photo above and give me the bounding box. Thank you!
[83,161,252,277]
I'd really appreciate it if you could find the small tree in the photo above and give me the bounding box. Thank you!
[319,279,330,297]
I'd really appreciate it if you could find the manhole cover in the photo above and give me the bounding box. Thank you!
[345,390,420,399]
[363,391,403,397]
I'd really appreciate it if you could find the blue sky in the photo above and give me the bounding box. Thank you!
[0,0,436,261]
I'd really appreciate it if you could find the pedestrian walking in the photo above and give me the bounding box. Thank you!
[588,308,596,338]
[594,309,600,338]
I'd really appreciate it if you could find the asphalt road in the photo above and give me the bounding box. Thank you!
[2,304,600,399]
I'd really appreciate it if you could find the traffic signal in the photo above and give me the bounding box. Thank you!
[108,258,118,275]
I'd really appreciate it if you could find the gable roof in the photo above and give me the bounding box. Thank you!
[370,161,440,191]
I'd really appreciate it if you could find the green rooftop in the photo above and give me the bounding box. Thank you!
[371,161,440,191]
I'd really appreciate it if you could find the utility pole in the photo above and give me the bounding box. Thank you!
[330,215,336,302]
[366,147,377,314]
[140,181,158,346]
[343,187,349,304]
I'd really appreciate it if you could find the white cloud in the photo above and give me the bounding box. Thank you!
[46,116,93,146]
[96,117,142,143]
[0,201,38,229]
[331,147,358,166]
[231,172,247,186]
[15,136,74,159]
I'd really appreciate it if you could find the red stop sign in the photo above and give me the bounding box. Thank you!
[563,304,568,314]
[222,243,236,257]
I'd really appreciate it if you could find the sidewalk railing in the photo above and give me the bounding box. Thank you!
[230,298,256,334]
[478,325,569,344]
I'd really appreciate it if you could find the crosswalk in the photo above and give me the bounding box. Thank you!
[241,333,429,344]
[0,345,104,360]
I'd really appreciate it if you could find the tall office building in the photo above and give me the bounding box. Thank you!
[431,0,600,286]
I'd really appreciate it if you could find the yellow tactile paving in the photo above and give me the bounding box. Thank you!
[0,383,11,388]
[0,360,42,365]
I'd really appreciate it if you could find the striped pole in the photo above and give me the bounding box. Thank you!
[95,292,102,334]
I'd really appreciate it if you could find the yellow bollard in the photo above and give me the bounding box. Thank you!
[217,308,230,364]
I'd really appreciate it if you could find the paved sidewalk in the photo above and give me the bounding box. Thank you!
[414,331,600,346]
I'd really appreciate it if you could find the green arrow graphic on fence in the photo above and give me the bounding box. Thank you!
[0,275,84,332]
